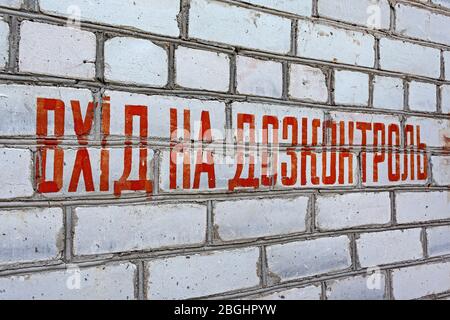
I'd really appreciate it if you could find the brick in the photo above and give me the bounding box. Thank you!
[318,0,391,30]
[236,56,283,97]
[0,149,33,199]
[104,37,168,87]
[266,236,351,282]
[373,76,404,110]
[175,47,230,92]
[19,21,96,79]
[73,203,206,256]
[213,197,309,241]
[396,191,450,223]
[39,0,180,36]
[329,112,401,146]
[334,70,369,106]
[427,225,450,257]
[379,38,441,78]
[433,0,450,9]
[255,285,322,300]
[405,116,450,148]
[243,0,312,16]
[297,21,375,67]
[107,91,226,141]
[356,229,423,267]
[445,51,450,80]
[392,262,450,300]
[146,248,260,299]
[289,64,328,102]
[0,263,136,299]
[0,0,21,8]
[0,18,8,69]
[0,208,63,265]
[189,0,291,54]
[326,274,387,300]
[431,156,450,185]
[396,4,450,46]
[441,85,450,113]
[408,81,437,112]
[0,84,93,137]
[316,192,391,230]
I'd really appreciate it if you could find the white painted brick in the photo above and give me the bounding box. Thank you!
[441,85,450,113]
[329,111,401,146]
[396,191,450,223]
[0,19,8,69]
[297,21,375,67]
[0,263,136,300]
[445,51,450,80]
[236,56,283,97]
[289,64,328,102]
[104,37,168,87]
[432,156,450,185]
[107,91,226,141]
[326,274,387,300]
[379,38,441,78]
[0,84,93,137]
[74,203,206,255]
[39,0,180,36]
[405,116,450,148]
[255,285,322,300]
[189,0,291,54]
[176,47,230,92]
[373,76,404,110]
[214,197,308,241]
[243,0,312,16]
[146,248,260,299]
[427,225,450,257]
[316,193,391,230]
[392,262,450,300]
[266,236,351,282]
[433,0,450,9]
[334,70,369,106]
[0,0,21,8]
[0,149,33,199]
[356,229,423,267]
[0,208,63,265]
[19,22,96,79]
[396,4,450,46]
[408,81,437,112]
[318,0,391,30]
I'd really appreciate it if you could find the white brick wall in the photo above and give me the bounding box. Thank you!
[0,0,21,8]
[0,208,63,265]
[19,22,96,79]
[255,285,322,300]
[326,274,387,300]
[297,21,375,67]
[334,70,369,106]
[408,81,437,112]
[441,85,450,113]
[356,229,423,267]
[289,64,328,102]
[146,248,260,299]
[175,46,230,91]
[0,263,136,300]
[214,197,308,241]
[104,37,168,86]
[236,56,283,97]
[0,149,33,199]
[392,262,450,300]
[189,0,291,53]
[426,225,450,257]
[316,193,391,230]
[431,156,450,185]
[266,236,351,282]
[445,51,450,80]
[373,76,404,110]
[243,0,312,16]
[0,19,9,69]
[73,203,206,256]
[396,191,450,223]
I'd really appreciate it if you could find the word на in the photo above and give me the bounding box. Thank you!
[35,96,429,197]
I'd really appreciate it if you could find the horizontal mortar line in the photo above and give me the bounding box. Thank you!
[0,75,449,120]
[0,186,448,208]
[1,6,450,69]
[1,232,450,279]
[207,254,450,300]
